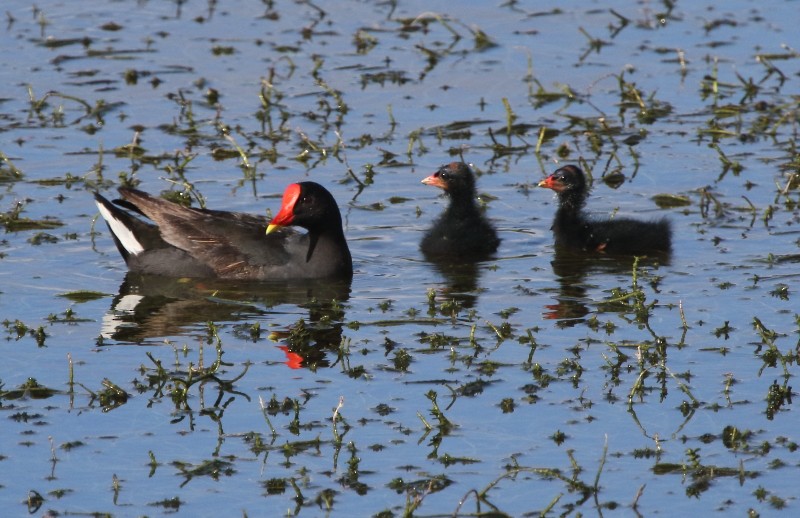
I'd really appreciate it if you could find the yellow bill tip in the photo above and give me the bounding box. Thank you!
[266,223,281,235]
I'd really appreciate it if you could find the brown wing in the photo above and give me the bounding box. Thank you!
[118,188,294,278]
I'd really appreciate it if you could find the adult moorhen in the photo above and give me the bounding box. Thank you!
[538,165,672,255]
[95,182,352,280]
[420,162,500,260]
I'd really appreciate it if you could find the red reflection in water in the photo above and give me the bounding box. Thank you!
[277,345,303,369]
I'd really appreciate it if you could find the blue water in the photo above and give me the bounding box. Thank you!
[1,0,799,515]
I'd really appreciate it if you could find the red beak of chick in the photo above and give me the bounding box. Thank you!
[538,175,564,192]
[421,171,448,190]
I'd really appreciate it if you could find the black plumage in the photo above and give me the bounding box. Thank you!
[420,162,500,260]
[95,182,352,280]
[539,165,671,255]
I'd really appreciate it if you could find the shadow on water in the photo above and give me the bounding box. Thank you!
[101,273,350,367]
[422,254,489,310]
[545,247,671,326]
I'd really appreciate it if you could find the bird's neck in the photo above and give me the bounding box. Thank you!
[445,193,481,218]
[306,224,351,270]
[553,191,589,235]
[557,190,586,215]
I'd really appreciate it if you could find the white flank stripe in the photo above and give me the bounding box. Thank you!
[96,201,145,256]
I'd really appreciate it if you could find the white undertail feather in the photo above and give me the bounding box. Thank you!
[96,201,145,256]
[101,294,144,339]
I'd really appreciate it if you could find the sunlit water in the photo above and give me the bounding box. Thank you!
[1,0,799,515]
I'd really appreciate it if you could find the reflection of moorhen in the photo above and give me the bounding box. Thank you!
[95,182,352,280]
[102,272,350,353]
[544,248,592,324]
[426,260,482,310]
[538,165,671,255]
[545,247,669,326]
[420,162,500,260]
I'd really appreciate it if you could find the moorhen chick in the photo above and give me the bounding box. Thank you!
[538,165,672,255]
[420,162,500,260]
[95,182,352,280]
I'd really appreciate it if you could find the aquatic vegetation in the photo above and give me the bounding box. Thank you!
[0,202,63,232]
[0,1,799,516]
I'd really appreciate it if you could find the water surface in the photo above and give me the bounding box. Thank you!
[1,0,799,515]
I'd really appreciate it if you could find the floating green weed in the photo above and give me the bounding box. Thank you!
[58,291,109,303]
[26,490,44,514]
[1,377,57,400]
[597,257,659,323]
[387,475,451,516]
[752,317,795,379]
[149,496,183,510]
[578,26,611,61]
[47,307,92,324]
[137,323,249,413]
[173,458,234,485]
[2,319,47,346]
[654,448,758,498]
[0,150,24,181]
[0,202,63,232]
